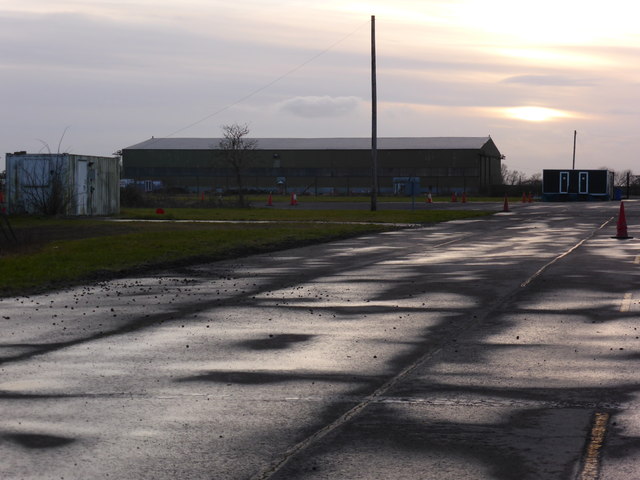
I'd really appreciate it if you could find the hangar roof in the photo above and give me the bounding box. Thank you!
[124,136,497,152]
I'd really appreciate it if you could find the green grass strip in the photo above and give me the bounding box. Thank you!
[0,223,388,294]
[1,208,493,295]
[120,208,493,223]
[245,195,522,203]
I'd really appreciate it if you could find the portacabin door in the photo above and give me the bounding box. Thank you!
[579,171,589,194]
[559,171,570,193]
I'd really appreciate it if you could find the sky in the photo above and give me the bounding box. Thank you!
[2,0,640,175]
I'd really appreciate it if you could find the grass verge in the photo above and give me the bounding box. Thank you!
[246,195,523,204]
[0,208,493,296]
[119,208,493,223]
[0,223,390,295]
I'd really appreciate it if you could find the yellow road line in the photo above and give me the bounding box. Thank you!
[578,412,610,480]
[621,292,633,312]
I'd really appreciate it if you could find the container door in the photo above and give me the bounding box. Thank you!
[579,172,589,194]
[76,161,88,215]
[559,171,570,193]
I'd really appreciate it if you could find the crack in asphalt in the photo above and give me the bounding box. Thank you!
[249,217,617,480]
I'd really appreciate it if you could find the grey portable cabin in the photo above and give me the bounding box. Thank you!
[6,153,121,215]
[542,169,613,201]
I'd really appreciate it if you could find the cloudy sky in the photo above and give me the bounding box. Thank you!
[2,0,640,174]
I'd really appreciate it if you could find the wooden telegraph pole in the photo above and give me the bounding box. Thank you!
[370,15,378,211]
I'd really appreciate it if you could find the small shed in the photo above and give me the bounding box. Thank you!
[542,169,614,201]
[6,153,120,215]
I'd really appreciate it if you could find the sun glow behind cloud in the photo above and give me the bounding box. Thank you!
[502,106,573,122]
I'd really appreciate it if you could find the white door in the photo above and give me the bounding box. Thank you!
[579,172,589,194]
[76,161,88,215]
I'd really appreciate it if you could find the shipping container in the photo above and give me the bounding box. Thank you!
[6,153,120,215]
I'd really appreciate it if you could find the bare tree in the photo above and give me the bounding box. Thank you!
[613,169,635,187]
[218,123,257,207]
[0,170,6,209]
[520,172,542,191]
[13,128,75,215]
[501,164,525,185]
[18,155,72,215]
[37,126,72,155]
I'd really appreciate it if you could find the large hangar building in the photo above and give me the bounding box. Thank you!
[121,136,503,195]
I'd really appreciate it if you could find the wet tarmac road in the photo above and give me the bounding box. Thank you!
[2,201,640,479]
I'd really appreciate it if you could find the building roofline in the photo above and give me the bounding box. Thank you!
[123,136,498,152]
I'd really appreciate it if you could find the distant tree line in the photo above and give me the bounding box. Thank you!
[500,164,542,194]
[607,168,640,189]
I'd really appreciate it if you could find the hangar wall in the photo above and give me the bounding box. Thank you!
[122,137,503,195]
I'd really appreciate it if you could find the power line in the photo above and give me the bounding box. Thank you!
[161,19,371,139]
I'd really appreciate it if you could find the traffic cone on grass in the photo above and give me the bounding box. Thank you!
[267,193,273,206]
[613,201,633,239]
[426,193,433,204]
[503,195,510,212]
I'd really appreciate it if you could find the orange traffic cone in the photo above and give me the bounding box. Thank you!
[462,192,467,203]
[290,192,298,206]
[613,201,633,239]
[521,192,527,203]
[503,195,510,212]
[267,194,273,206]
[451,192,457,202]
[426,193,433,204]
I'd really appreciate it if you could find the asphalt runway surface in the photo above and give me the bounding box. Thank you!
[2,201,640,479]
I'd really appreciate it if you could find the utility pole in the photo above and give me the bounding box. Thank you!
[572,130,577,170]
[370,15,378,211]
